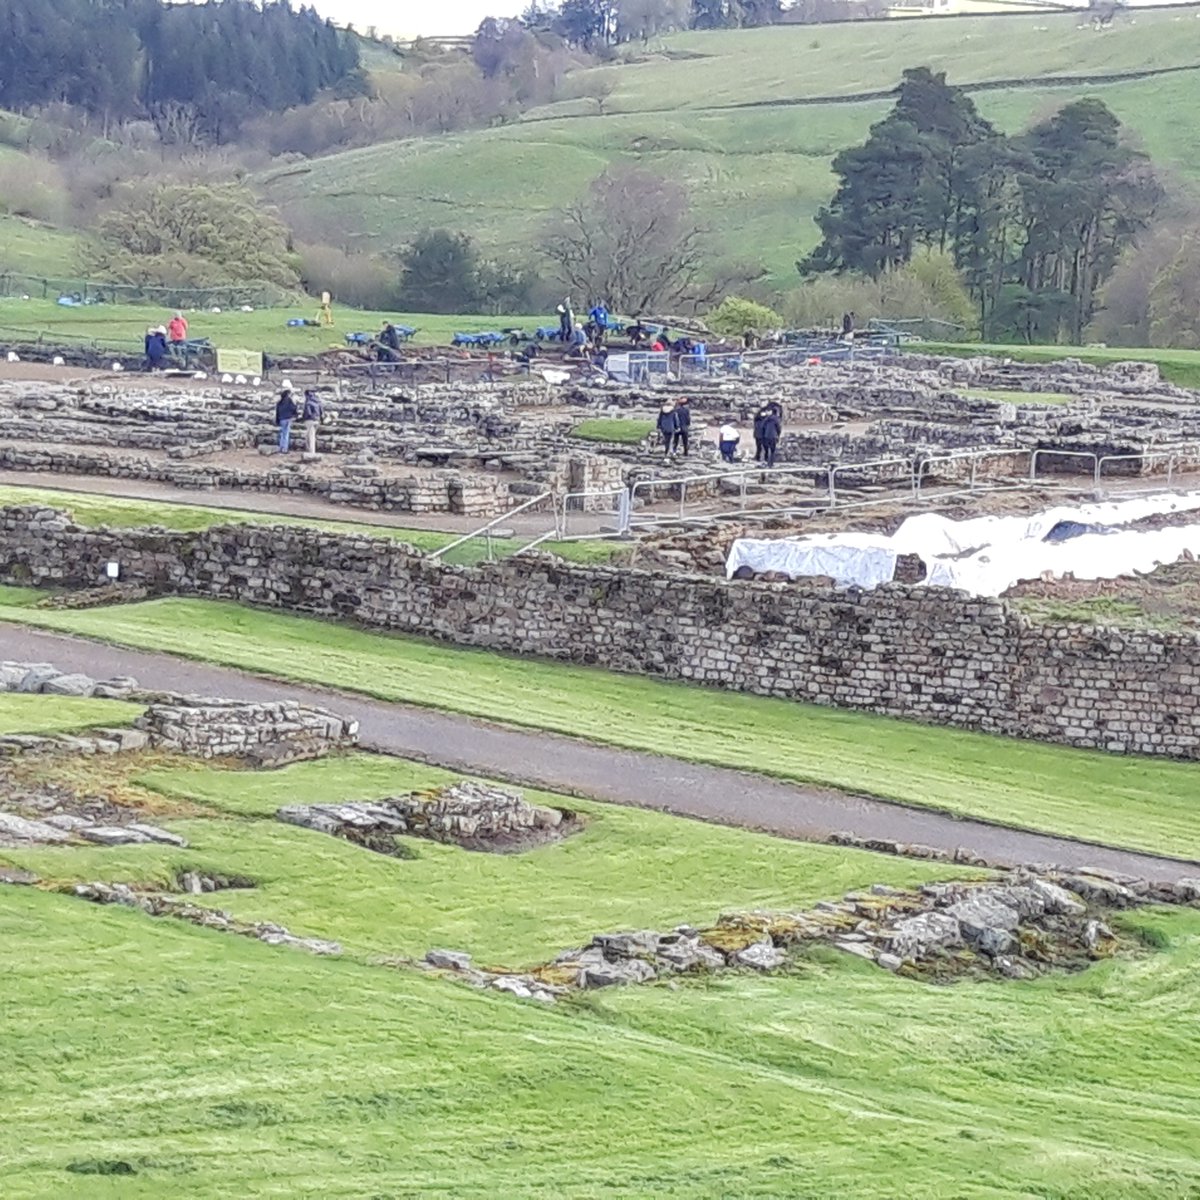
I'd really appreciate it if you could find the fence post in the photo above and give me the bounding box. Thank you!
[827,464,836,506]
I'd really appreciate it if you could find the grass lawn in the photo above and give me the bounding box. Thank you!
[6,882,1200,1197]
[0,693,135,734]
[3,671,1200,1195]
[0,296,545,354]
[4,594,1200,860]
[962,387,1077,405]
[2,749,969,964]
[0,215,84,278]
[0,485,622,567]
[570,418,654,444]
[925,342,1200,390]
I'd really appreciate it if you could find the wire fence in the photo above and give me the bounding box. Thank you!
[0,272,296,310]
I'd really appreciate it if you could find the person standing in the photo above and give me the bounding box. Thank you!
[275,383,298,453]
[657,400,679,463]
[760,405,781,468]
[167,311,189,361]
[302,389,323,455]
[672,397,691,457]
[378,321,401,361]
[718,421,740,463]
[752,404,770,462]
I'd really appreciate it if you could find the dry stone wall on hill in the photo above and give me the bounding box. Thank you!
[3,504,1200,759]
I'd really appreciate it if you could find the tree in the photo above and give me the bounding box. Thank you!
[396,230,532,313]
[398,231,482,313]
[708,297,782,337]
[804,71,1159,343]
[540,166,721,314]
[614,0,691,42]
[85,183,300,289]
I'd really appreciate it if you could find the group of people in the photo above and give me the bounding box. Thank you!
[752,402,783,466]
[656,397,692,462]
[274,382,323,454]
[143,312,190,370]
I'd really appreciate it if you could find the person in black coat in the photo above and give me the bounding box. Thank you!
[275,385,299,453]
[672,397,691,457]
[657,401,679,463]
[752,405,770,463]
[760,407,782,467]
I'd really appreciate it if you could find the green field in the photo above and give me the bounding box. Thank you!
[4,592,1200,860]
[4,694,1200,1195]
[261,11,1200,284]
[0,485,621,567]
[570,417,654,443]
[0,215,83,278]
[926,341,1200,389]
[0,692,135,734]
[0,296,545,354]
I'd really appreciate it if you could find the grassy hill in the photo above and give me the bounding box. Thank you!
[262,9,1200,285]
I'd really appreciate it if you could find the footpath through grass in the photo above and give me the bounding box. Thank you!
[0,485,621,567]
[4,594,1200,861]
[2,694,1200,1195]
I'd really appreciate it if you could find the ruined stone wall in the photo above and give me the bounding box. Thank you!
[4,505,1200,759]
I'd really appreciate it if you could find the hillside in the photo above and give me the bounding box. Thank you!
[262,9,1200,284]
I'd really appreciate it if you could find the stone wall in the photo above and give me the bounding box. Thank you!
[136,697,358,760]
[4,504,1200,759]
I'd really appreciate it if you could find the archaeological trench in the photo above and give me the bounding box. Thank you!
[4,347,1200,999]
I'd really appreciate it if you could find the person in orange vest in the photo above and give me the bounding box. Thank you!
[167,311,188,362]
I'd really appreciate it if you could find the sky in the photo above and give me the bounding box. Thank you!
[304,0,521,37]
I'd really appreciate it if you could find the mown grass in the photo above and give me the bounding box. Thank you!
[0,296,545,354]
[925,341,1200,390]
[0,748,968,964]
[2,677,1200,1195]
[6,883,1200,1197]
[962,387,1078,405]
[0,485,621,567]
[5,593,1200,860]
[570,418,654,444]
[0,693,135,734]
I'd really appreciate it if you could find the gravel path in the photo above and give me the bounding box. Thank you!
[4,622,1199,881]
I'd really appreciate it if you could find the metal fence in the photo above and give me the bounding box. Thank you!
[0,272,295,310]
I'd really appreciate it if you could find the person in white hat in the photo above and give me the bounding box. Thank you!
[275,382,298,452]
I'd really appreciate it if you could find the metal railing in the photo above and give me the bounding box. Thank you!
[426,491,553,563]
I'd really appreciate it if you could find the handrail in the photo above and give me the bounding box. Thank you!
[426,490,552,561]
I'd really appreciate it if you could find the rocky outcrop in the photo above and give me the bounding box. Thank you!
[71,881,341,955]
[278,780,572,853]
[415,868,1200,1003]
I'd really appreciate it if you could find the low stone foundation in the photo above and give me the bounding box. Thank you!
[278,780,571,853]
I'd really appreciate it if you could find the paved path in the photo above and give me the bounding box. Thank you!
[0,470,620,538]
[4,623,1199,881]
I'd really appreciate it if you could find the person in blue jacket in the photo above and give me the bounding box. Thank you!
[143,325,168,371]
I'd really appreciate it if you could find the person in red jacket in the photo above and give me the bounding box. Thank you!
[167,312,189,362]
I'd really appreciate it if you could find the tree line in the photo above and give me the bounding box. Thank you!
[803,68,1162,343]
[0,0,361,143]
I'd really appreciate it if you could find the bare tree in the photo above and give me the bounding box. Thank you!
[540,166,729,314]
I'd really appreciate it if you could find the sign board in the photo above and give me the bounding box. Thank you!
[215,347,264,376]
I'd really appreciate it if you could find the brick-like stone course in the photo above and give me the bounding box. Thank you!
[4,504,1200,759]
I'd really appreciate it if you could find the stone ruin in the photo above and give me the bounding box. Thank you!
[278,780,574,853]
[413,866,1200,1005]
[3,350,1198,532]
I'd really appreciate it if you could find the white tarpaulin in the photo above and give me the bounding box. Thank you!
[726,491,1200,597]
